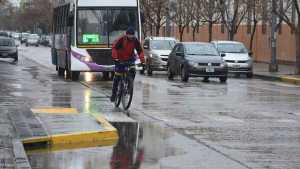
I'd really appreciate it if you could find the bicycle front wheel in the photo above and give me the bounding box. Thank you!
[122,77,134,110]
[115,81,123,108]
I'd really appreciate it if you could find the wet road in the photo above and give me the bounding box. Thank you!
[3,45,300,169]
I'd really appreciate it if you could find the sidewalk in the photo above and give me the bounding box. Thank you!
[253,62,300,85]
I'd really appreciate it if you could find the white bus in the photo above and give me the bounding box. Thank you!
[51,0,142,80]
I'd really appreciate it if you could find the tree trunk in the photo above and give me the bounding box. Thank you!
[156,24,160,36]
[179,26,185,42]
[228,30,235,41]
[208,21,213,42]
[192,27,196,41]
[250,19,258,51]
[296,21,300,74]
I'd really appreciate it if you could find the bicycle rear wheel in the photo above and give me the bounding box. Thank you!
[114,81,123,108]
[122,77,134,110]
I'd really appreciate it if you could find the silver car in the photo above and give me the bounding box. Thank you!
[142,37,177,75]
[212,41,253,78]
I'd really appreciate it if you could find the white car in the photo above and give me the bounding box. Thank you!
[212,41,253,78]
[142,37,177,75]
[26,34,40,47]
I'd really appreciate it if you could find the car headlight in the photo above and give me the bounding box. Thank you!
[150,53,159,58]
[189,61,198,67]
[221,61,227,68]
[246,59,253,64]
[80,55,92,62]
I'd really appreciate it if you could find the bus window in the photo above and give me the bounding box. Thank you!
[77,9,108,45]
[109,9,138,44]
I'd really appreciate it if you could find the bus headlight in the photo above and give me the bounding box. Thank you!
[81,56,92,62]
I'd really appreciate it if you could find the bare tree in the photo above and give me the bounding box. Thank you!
[200,0,221,42]
[274,0,300,74]
[140,0,169,36]
[219,0,248,40]
[173,0,194,41]
[190,0,203,41]
[246,0,264,51]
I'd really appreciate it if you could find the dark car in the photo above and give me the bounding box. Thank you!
[168,42,228,82]
[0,32,9,37]
[0,37,18,61]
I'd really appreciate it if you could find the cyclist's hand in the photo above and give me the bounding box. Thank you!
[113,59,119,65]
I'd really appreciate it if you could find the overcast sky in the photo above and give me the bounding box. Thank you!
[10,0,20,5]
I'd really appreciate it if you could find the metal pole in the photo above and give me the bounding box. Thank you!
[269,0,278,72]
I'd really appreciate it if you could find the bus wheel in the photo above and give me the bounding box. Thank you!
[71,71,80,81]
[58,67,65,77]
[103,72,110,81]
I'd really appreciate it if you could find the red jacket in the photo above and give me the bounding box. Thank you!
[112,35,145,63]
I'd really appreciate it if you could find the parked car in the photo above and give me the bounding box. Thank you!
[26,34,40,47]
[20,32,30,44]
[0,32,9,37]
[212,41,253,78]
[39,35,51,46]
[0,37,18,61]
[168,42,228,82]
[143,37,177,75]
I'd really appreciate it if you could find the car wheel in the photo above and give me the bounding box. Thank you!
[139,66,145,75]
[71,71,80,81]
[146,63,153,76]
[167,66,174,80]
[246,72,253,78]
[220,76,228,83]
[203,77,209,82]
[58,67,65,77]
[181,65,189,82]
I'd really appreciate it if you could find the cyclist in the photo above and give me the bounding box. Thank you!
[110,27,145,102]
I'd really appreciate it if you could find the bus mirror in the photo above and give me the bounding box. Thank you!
[67,15,74,26]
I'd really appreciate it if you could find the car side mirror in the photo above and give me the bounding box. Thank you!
[220,53,226,57]
[249,52,253,57]
[143,44,149,49]
[176,52,184,57]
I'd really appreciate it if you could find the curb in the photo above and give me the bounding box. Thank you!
[254,73,300,85]
[281,76,300,85]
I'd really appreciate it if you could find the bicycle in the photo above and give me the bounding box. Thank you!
[114,61,135,110]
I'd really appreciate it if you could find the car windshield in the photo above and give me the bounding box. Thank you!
[217,43,248,53]
[77,8,138,45]
[150,40,176,50]
[0,39,14,46]
[185,44,219,56]
[29,35,39,39]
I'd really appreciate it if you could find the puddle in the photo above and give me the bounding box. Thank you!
[26,122,180,169]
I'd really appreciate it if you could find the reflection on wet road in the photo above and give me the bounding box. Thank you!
[27,122,178,169]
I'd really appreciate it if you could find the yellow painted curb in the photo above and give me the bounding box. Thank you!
[281,76,300,85]
[31,108,79,114]
[23,109,119,152]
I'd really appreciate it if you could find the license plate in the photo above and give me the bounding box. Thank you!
[206,67,215,73]
[233,64,240,68]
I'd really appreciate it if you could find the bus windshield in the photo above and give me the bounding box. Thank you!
[77,8,138,46]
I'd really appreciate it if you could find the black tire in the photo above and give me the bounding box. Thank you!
[167,66,174,80]
[246,72,253,78]
[139,68,145,75]
[115,81,123,108]
[14,55,18,62]
[220,76,228,83]
[181,65,189,82]
[103,72,110,81]
[122,77,134,110]
[146,63,153,76]
[71,71,80,81]
[58,67,65,77]
[203,77,210,82]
